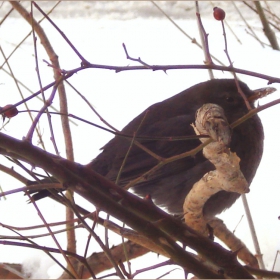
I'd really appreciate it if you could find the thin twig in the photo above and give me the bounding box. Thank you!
[151,1,226,67]
[21,110,209,141]
[123,43,152,68]
[220,19,252,110]
[32,1,90,64]
[1,227,76,278]
[0,45,46,149]
[64,80,118,132]
[2,62,279,120]
[64,198,124,279]
[241,195,266,269]
[30,4,59,154]
[195,5,214,66]
[255,1,279,50]
[232,1,265,48]
[27,192,80,278]
[25,79,61,142]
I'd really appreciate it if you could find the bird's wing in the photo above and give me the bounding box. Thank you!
[90,114,208,186]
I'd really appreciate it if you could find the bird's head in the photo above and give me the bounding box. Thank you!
[193,79,275,124]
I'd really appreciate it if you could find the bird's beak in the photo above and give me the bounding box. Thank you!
[248,87,277,102]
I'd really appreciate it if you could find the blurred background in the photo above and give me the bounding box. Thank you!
[0,1,280,278]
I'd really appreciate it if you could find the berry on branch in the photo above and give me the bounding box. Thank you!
[213,7,226,21]
[0,104,19,120]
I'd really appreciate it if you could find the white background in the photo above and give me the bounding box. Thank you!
[0,1,280,278]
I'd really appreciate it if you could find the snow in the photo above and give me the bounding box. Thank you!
[0,1,280,278]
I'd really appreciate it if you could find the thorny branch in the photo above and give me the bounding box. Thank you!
[0,131,254,279]
[1,2,280,278]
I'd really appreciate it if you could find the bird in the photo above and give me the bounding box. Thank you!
[28,79,264,219]
[87,79,264,219]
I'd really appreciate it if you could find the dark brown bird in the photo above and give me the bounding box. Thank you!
[88,79,264,219]
[29,79,264,219]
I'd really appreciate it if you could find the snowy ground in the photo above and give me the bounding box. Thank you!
[2,1,280,22]
[0,1,280,278]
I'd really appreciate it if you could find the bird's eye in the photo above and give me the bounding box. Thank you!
[225,96,235,103]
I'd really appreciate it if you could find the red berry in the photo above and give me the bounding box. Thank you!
[213,7,225,21]
[0,104,18,119]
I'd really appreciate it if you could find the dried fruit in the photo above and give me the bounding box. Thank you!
[213,7,226,21]
[0,104,18,120]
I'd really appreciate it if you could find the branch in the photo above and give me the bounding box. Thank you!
[254,1,280,50]
[184,104,248,234]
[10,1,77,261]
[0,132,254,278]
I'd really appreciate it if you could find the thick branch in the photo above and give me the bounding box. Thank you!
[184,104,248,234]
[0,132,254,278]
[10,1,76,258]
[254,1,279,50]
